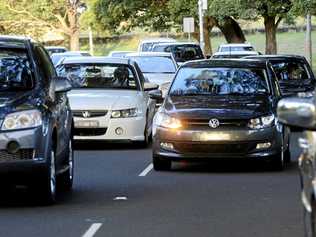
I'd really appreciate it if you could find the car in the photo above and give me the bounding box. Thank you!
[125,52,178,98]
[245,55,316,96]
[212,43,260,58]
[138,38,177,52]
[56,56,158,146]
[277,94,316,237]
[108,51,135,58]
[151,59,290,171]
[51,51,91,66]
[45,46,68,55]
[152,42,205,65]
[0,36,73,204]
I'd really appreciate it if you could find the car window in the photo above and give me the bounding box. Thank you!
[172,45,204,62]
[57,63,139,90]
[0,48,35,91]
[34,46,56,81]
[272,61,310,81]
[221,46,254,52]
[152,45,168,52]
[170,67,269,96]
[128,56,176,73]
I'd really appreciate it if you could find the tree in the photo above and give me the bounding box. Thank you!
[240,0,293,54]
[0,0,86,50]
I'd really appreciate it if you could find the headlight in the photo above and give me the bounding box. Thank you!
[154,112,182,129]
[111,108,138,118]
[2,110,42,131]
[248,114,275,129]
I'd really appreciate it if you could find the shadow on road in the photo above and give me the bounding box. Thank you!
[74,141,151,150]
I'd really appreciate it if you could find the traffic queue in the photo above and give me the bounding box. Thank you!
[1,35,316,234]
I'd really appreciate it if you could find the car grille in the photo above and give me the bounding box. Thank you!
[172,142,257,154]
[0,149,34,162]
[72,110,108,118]
[183,119,248,129]
[74,128,107,136]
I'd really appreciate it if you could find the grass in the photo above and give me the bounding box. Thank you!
[84,31,316,71]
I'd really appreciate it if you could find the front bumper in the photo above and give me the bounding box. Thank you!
[153,126,283,160]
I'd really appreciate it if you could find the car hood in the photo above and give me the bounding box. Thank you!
[164,95,273,120]
[144,73,175,86]
[68,89,142,111]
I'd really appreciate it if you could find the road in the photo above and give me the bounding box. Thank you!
[0,133,304,237]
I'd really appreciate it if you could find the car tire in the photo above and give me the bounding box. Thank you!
[304,195,316,237]
[58,139,74,191]
[153,156,171,171]
[36,144,57,205]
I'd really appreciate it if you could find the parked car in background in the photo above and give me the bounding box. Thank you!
[45,46,68,55]
[0,36,73,204]
[246,55,316,96]
[151,59,290,171]
[278,94,316,237]
[108,51,135,58]
[57,57,157,146]
[138,38,177,52]
[152,42,205,65]
[51,51,91,66]
[125,52,178,98]
[212,43,260,58]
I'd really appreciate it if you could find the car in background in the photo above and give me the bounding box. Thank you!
[246,55,316,96]
[57,57,157,146]
[108,51,135,58]
[138,38,177,52]
[125,52,178,98]
[278,94,316,237]
[45,46,68,55]
[152,42,204,65]
[212,43,260,59]
[51,51,91,66]
[0,36,73,204]
[151,59,290,171]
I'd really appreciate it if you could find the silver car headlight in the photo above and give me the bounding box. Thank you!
[154,112,182,129]
[111,108,139,118]
[248,114,275,129]
[2,109,42,131]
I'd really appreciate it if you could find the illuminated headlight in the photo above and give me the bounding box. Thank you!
[154,112,182,129]
[248,115,275,129]
[2,110,42,131]
[111,108,138,118]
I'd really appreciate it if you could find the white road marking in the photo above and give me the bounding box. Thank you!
[113,196,128,201]
[82,223,103,237]
[139,163,153,177]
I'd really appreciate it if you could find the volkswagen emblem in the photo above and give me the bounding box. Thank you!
[209,118,220,128]
[82,111,91,118]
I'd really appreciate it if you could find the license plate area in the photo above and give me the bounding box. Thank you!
[75,120,99,128]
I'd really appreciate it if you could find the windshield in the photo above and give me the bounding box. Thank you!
[57,63,138,90]
[271,61,310,81]
[0,48,35,91]
[169,67,270,96]
[129,56,176,73]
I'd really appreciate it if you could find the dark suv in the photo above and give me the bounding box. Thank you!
[151,59,290,171]
[0,36,73,204]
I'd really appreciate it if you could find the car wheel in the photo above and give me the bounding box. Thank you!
[58,139,74,191]
[153,156,171,171]
[304,196,316,237]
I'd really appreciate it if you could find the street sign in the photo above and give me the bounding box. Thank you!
[183,17,195,33]
[202,0,208,10]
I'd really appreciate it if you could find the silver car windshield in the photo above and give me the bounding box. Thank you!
[170,67,270,96]
[129,56,176,74]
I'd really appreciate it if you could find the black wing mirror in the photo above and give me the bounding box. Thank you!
[54,77,72,93]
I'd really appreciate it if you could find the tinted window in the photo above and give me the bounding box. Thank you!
[170,67,269,96]
[129,56,176,73]
[0,48,35,91]
[57,63,139,90]
[171,45,204,62]
[271,61,310,81]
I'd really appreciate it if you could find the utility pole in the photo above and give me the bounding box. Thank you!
[306,14,312,68]
[198,0,205,54]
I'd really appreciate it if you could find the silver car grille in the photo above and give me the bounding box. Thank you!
[72,110,108,118]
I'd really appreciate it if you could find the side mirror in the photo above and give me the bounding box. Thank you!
[144,82,159,91]
[55,77,72,93]
[277,96,316,130]
[149,90,163,103]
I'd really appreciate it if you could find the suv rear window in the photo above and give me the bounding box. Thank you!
[172,45,204,63]
[0,48,35,91]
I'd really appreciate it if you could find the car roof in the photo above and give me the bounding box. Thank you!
[60,56,134,65]
[245,54,306,61]
[182,59,268,69]
[213,51,259,56]
[0,35,33,48]
[220,43,253,47]
[140,38,177,44]
[45,46,67,50]
[154,42,199,47]
[126,52,173,57]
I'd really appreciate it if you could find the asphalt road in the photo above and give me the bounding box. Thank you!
[0,133,305,237]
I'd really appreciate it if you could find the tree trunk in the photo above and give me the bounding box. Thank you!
[203,17,216,56]
[217,17,246,43]
[68,8,80,51]
[264,16,277,54]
